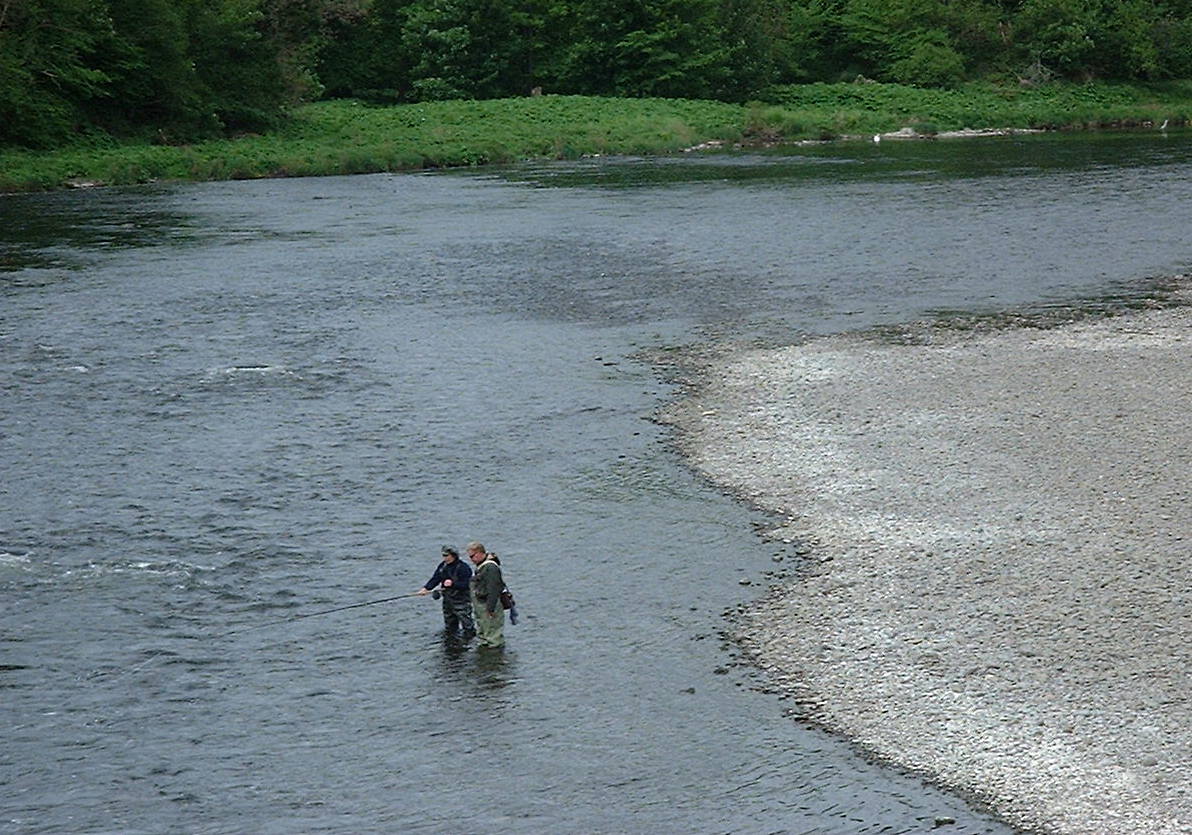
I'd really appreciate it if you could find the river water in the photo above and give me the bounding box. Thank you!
[3,131,1191,834]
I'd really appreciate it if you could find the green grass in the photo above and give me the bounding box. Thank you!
[2,84,1190,192]
[0,96,744,192]
[754,79,1192,136]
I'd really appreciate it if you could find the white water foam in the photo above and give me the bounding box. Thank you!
[0,550,33,568]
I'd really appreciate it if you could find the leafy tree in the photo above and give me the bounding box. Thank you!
[707,0,789,96]
[888,29,967,86]
[399,0,472,99]
[1013,0,1097,77]
[258,0,331,102]
[778,0,871,82]
[0,0,112,145]
[557,0,730,98]
[1151,11,1192,77]
[186,0,288,130]
[1090,0,1162,77]
[317,0,409,100]
[836,0,976,84]
[401,0,550,99]
[3,0,349,145]
[93,0,216,135]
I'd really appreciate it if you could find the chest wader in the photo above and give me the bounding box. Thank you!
[471,560,505,648]
[442,588,475,637]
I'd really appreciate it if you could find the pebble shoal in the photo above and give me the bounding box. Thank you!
[661,304,1191,834]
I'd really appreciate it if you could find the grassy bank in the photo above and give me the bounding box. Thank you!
[0,97,743,192]
[753,79,1192,137]
[2,81,1190,192]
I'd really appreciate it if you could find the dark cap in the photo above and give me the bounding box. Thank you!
[441,545,458,557]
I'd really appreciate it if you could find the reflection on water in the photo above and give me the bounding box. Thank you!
[0,189,198,272]
[492,129,1192,189]
[3,135,1191,832]
[435,643,519,698]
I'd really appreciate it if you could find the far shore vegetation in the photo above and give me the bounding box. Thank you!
[3,81,1191,193]
[8,0,1192,191]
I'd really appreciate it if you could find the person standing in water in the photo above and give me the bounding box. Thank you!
[418,545,475,639]
[466,541,504,649]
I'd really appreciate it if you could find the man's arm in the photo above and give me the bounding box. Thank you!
[417,563,445,594]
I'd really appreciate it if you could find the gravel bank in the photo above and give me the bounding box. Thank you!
[660,303,1191,834]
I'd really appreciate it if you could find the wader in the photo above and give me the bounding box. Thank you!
[442,590,475,637]
[471,557,505,648]
[473,604,504,648]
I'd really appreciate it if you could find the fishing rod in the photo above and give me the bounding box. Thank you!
[85,592,425,681]
[225,591,425,635]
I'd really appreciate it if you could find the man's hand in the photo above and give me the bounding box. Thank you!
[417,588,430,596]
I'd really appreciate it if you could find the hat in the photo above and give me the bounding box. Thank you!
[441,545,458,557]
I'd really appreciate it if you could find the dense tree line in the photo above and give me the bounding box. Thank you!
[4,0,1192,147]
[0,0,366,145]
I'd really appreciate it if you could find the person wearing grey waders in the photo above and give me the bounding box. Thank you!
[417,545,475,638]
[466,541,504,649]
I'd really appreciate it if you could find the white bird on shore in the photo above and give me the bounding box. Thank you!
[873,134,881,143]
[1159,119,1169,131]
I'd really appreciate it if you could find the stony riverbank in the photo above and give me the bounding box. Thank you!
[658,291,1191,834]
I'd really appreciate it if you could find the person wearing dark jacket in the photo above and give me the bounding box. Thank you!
[466,541,504,648]
[417,545,475,638]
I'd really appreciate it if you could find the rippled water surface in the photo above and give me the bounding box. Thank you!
[3,132,1191,834]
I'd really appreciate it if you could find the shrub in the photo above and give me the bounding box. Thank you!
[889,33,967,88]
[745,104,811,139]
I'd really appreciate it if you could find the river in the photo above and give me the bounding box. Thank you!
[2,130,1190,834]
